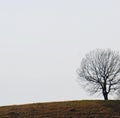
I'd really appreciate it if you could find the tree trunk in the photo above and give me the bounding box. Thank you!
[103,80,108,100]
[103,92,108,100]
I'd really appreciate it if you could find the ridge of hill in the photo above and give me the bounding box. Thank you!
[0,100,120,118]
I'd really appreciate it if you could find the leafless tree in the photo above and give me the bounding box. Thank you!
[77,49,120,100]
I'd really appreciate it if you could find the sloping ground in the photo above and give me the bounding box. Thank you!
[0,100,120,118]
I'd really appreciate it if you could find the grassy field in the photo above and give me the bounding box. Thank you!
[0,100,120,118]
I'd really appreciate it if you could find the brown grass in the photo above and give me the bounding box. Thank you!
[0,100,120,118]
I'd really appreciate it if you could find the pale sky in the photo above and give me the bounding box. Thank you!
[0,0,120,105]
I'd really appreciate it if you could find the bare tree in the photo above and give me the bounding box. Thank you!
[77,49,120,100]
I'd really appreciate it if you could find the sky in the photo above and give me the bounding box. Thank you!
[0,0,120,106]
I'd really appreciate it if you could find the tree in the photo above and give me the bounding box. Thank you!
[77,49,120,100]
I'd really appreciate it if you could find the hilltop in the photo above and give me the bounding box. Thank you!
[0,100,120,118]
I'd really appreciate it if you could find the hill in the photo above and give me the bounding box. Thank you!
[0,100,120,118]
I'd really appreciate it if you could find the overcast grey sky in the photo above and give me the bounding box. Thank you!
[0,0,120,105]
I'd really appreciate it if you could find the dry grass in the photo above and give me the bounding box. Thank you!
[0,100,120,118]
